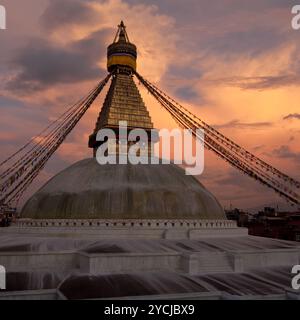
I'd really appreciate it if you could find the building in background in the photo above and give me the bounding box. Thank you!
[226,207,300,242]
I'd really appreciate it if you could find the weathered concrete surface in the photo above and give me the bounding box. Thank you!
[0,229,300,300]
[21,159,225,220]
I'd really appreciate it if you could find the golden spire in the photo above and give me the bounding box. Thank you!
[107,21,137,73]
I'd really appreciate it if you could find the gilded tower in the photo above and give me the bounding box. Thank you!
[88,21,157,157]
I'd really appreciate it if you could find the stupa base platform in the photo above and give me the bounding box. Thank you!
[10,219,246,239]
[0,223,299,300]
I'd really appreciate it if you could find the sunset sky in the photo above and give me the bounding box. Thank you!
[0,0,300,210]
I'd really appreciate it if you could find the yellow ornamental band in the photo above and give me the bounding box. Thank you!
[107,55,137,71]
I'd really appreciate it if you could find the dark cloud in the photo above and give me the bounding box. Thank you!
[161,65,205,103]
[126,0,296,25]
[216,170,249,187]
[210,168,270,202]
[272,145,300,162]
[6,29,111,93]
[165,65,202,81]
[0,96,48,153]
[175,86,199,101]
[204,28,286,58]
[0,96,47,123]
[40,0,98,31]
[283,113,300,120]
[213,119,272,130]
[0,96,25,109]
[127,0,294,60]
[240,75,300,90]
[72,28,114,60]
[6,39,100,92]
[210,74,300,90]
[217,170,258,189]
